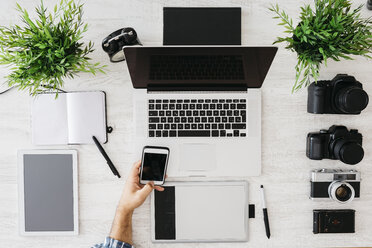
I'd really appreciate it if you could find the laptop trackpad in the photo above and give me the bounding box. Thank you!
[179,143,216,172]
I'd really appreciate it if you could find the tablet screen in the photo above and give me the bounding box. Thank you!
[22,154,75,232]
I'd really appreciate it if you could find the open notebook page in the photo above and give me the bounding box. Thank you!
[31,94,69,145]
[66,92,107,144]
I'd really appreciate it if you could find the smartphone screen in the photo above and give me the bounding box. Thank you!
[140,147,169,185]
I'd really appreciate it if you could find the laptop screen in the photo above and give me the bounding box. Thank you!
[124,46,277,90]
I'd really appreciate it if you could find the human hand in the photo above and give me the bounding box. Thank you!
[118,161,164,213]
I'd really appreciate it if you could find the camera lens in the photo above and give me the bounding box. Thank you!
[336,87,369,114]
[333,139,364,165]
[328,181,355,203]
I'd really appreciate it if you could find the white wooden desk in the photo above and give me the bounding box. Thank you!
[1,0,372,247]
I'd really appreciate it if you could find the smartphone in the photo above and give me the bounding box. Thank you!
[140,146,170,185]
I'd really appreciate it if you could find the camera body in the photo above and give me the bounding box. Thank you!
[313,209,355,234]
[306,125,364,165]
[307,74,369,114]
[310,169,360,204]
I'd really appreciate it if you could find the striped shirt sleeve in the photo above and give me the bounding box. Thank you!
[92,237,133,248]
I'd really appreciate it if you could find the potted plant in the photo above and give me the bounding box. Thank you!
[269,0,372,92]
[0,0,105,97]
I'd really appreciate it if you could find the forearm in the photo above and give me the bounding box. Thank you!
[109,207,133,244]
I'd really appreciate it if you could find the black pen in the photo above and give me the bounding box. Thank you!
[260,185,271,239]
[92,136,121,178]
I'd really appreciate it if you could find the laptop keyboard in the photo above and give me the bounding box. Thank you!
[148,99,247,138]
[149,55,245,80]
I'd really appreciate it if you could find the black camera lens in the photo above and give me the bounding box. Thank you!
[335,184,353,202]
[336,87,369,114]
[334,139,364,165]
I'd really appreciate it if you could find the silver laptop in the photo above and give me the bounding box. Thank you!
[124,46,277,177]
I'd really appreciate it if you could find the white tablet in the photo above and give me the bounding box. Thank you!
[18,150,78,236]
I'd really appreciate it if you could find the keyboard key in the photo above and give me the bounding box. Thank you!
[215,117,221,122]
[178,124,183,129]
[161,117,166,123]
[184,100,190,103]
[220,110,226,116]
[170,99,176,103]
[213,110,219,116]
[212,124,217,129]
[235,117,241,122]
[181,117,187,123]
[223,104,229,109]
[195,117,200,123]
[212,130,219,137]
[163,100,169,103]
[197,104,202,109]
[203,104,209,109]
[190,104,195,109]
[178,130,210,137]
[191,99,197,103]
[219,99,225,103]
[188,117,193,122]
[183,104,188,109]
[167,117,173,123]
[198,99,204,103]
[149,99,155,103]
[233,99,239,103]
[210,104,216,109]
[173,111,178,116]
[227,110,232,116]
[232,124,246,129]
[156,100,161,103]
[176,104,182,109]
[164,124,170,129]
[212,99,218,103]
[202,117,207,122]
[225,123,231,129]
[208,117,214,122]
[149,117,160,123]
[166,111,171,116]
[227,133,233,137]
[198,124,204,129]
[193,110,199,116]
[162,104,168,110]
[156,104,161,110]
[222,117,227,122]
[234,110,239,116]
[186,111,192,116]
[218,124,224,129]
[205,124,211,129]
[207,110,212,116]
[170,130,177,137]
[159,111,165,116]
[231,104,236,109]
[240,133,246,137]
[205,99,211,103]
[191,124,197,129]
[149,124,156,129]
[237,104,246,109]
[149,104,154,110]
[177,99,183,103]
[200,110,206,116]
[220,130,226,137]
[171,124,177,129]
[185,124,190,129]
[149,131,155,137]
[180,110,185,116]
[240,99,246,103]
[157,124,163,129]
[234,130,240,136]
[217,104,222,109]
[226,99,232,103]
[149,111,158,116]
[163,130,168,137]
[156,131,161,137]
[175,117,180,123]
[229,117,234,122]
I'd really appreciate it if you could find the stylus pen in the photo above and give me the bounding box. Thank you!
[260,185,271,239]
[92,136,121,178]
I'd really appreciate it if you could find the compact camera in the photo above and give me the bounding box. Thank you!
[313,209,355,234]
[306,125,364,165]
[310,169,361,204]
[307,74,369,114]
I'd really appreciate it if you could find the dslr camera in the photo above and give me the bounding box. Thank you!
[310,169,361,204]
[307,74,369,114]
[306,125,364,165]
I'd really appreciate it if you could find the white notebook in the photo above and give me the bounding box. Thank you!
[32,91,107,145]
